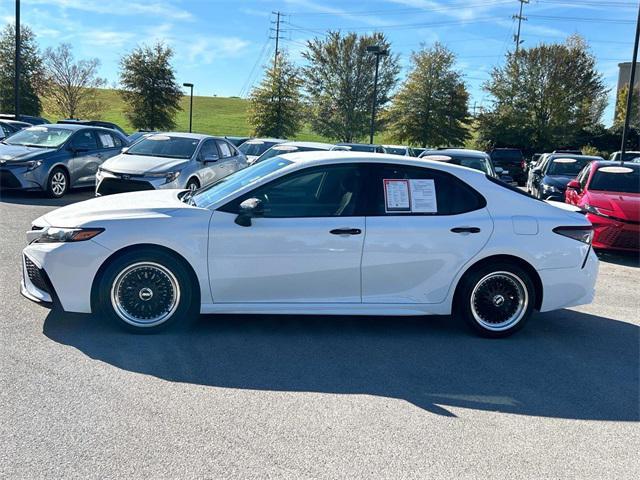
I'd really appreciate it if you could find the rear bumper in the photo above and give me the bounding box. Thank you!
[588,214,639,251]
[538,248,598,312]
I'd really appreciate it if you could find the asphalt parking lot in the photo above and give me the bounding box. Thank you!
[1,189,638,479]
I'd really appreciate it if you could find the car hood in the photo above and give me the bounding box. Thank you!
[585,191,640,222]
[35,190,195,228]
[102,153,190,174]
[543,175,575,188]
[0,144,55,162]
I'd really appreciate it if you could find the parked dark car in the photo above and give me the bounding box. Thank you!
[57,119,127,136]
[0,124,129,197]
[609,150,640,162]
[419,148,516,184]
[0,120,30,140]
[529,153,603,201]
[489,148,526,185]
[335,143,386,153]
[0,114,50,125]
[224,136,251,147]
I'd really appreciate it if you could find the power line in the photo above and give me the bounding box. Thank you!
[527,13,635,24]
[285,0,513,16]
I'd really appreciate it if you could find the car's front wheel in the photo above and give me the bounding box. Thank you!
[455,262,535,338]
[96,248,198,332]
[46,167,69,198]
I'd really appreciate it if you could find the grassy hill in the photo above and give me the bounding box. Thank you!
[43,88,329,141]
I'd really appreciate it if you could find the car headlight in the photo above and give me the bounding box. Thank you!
[148,171,181,184]
[12,160,43,171]
[34,227,104,243]
[542,184,558,193]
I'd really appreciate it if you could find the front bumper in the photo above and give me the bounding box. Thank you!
[0,166,45,191]
[21,253,55,307]
[588,213,640,251]
[96,172,180,196]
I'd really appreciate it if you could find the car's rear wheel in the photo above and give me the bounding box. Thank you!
[46,167,69,198]
[186,178,200,192]
[455,262,535,337]
[97,248,198,332]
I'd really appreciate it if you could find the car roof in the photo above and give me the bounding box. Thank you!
[276,141,335,149]
[422,148,488,158]
[548,154,602,161]
[382,144,409,149]
[25,123,128,136]
[145,132,213,140]
[593,160,640,169]
[336,142,381,147]
[245,138,287,143]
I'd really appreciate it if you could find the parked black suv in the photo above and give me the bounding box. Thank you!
[489,148,526,185]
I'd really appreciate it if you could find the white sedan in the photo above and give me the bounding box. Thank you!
[21,152,598,337]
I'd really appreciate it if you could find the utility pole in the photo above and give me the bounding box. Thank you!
[272,11,282,69]
[271,11,285,136]
[14,0,20,118]
[513,0,529,54]
[367,45,388,145]
[620,2,640,164]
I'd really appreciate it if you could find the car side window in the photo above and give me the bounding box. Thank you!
[97,132,119,149]
[220,164,366,217]
[199,140,219,161]
[578,166,590,189]
[216,140,233,158]
[71,130,99,150]
[368,163,486,216]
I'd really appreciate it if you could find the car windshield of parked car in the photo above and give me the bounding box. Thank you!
[589,166,640,194]
[548,157,590,176]
[239,141,276,157]
[254,145,324,164]
[3,126,73,148]
[490,150,522,162]
[126,135,199,159]
[445,155,492,174]
[385,147,407,155]
[188,157,293,207]
[342,144,375,153]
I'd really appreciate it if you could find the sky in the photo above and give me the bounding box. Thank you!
[0,0,636,125]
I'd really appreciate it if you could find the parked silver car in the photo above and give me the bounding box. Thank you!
[238,137,286,165]
[0,124,128,197]
[95,132,247,196]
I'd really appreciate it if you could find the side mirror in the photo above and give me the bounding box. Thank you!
[567,180,581,192]
[234,198,263,227]
[121,147,129,154]
[201,154,219,163]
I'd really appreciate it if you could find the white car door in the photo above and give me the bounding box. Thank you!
[208,164,366,303]
[361,163,493,304]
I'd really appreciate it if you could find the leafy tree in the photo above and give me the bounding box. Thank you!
[302,31,400,142]
[0,23,45,115]
[119,43,182,130]
[385,43,469,147]
[477,36,608,152]
[248,54,304,138]
[43,43,106,119]
[614,84,640,130]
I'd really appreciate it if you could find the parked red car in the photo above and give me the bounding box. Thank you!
[565,161,639,252]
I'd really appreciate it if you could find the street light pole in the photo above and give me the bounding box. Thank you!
[183,83,194,133]
[620,2,640,164]
[14,0,20,118]
[367,45,388,145]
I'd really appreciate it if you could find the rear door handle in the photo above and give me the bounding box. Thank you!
[330,228,362,235]
[451,227,481,234]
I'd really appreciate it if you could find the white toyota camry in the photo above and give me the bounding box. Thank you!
[21,152,598,337]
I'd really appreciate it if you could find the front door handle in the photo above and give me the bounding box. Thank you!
[330,228,362,235]
[451,227,481,234]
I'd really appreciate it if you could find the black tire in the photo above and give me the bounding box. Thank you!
[454,261,535,338]
[186,178,200,192]
[96,248,198,333]
[46,167,69,198]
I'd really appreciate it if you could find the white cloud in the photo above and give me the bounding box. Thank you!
[185,36,251,64]
[283,0,392,27]
[29,0,193,21]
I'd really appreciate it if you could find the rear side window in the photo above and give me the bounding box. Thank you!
[368,164,486,215]
[97,132,123,149]
[216,140,233,158]
[71,130,98,150]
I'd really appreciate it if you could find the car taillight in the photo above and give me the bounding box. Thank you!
[553,226,593,244]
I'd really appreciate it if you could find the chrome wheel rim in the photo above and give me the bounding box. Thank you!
[51,172,66,196]
[110,262,180,327]
[188,182,198,192]
[470,271,528,332]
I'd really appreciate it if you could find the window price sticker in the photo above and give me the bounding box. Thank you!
[383,179,437,213]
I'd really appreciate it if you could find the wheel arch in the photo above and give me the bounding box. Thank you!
[186,175,200,187]
[90,243,201,313]
[453,254,543,311]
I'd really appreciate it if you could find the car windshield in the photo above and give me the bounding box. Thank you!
[341,144,375,152]
[188,157,293,207]
[239,141,277,157]
[385,147,407,155]
[4,126,73,148]
[548,157,591,176]
[254,145,323,164]
[126,135,199,159]
[490,150,523,162]
[589,166,640,194]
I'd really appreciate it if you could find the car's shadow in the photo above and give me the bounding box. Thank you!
[43,309,638,421]
[596,250,640,268]
[0,188,94,207]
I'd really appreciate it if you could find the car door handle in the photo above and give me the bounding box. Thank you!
[451,227,481,234]
[330,228,362,235]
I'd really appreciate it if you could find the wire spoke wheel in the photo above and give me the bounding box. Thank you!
[470,271,528,332]
[110,262,180,328]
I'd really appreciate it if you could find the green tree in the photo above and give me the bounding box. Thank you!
[477,36,608,152]
[385,43,469,147]
[0,23,45,116]
[614,84,640,130]
[302,31,400,142]
[119,43,182,130]
[43,43,106,119]
[248,54,304,138]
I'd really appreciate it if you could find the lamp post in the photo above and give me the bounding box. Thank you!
[183,82,194,133]
[620,3,640,164]
[366,45,388,145]
[14,0,20,119]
